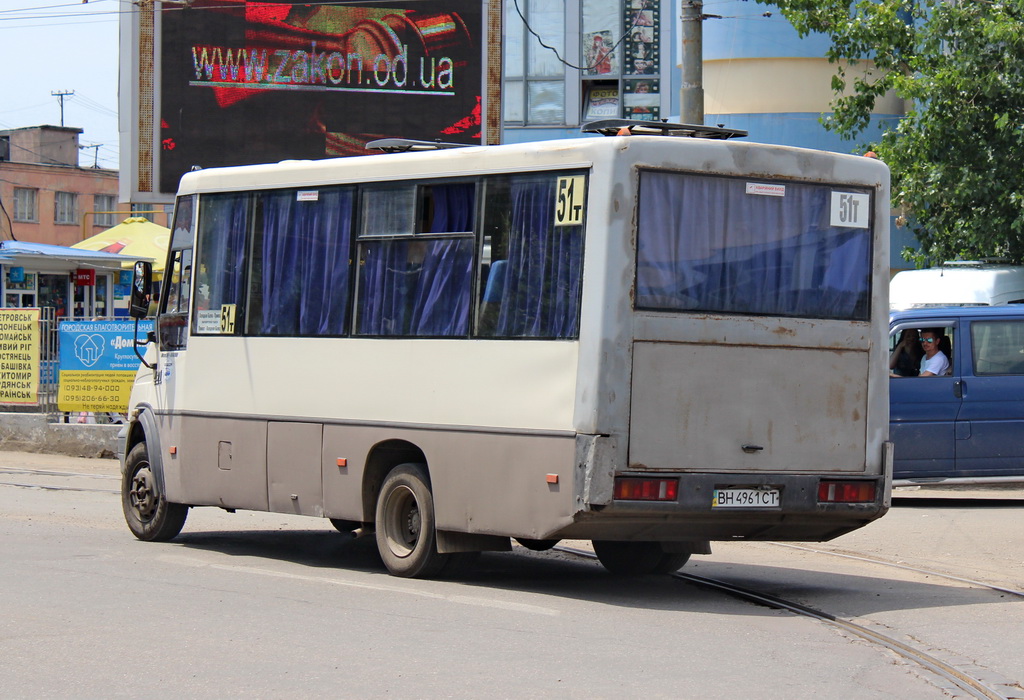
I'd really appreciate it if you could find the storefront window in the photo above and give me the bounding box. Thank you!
[579,0,662,122]
[38,274,69,318]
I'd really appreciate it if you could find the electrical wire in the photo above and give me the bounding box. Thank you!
[0,1,113,14]
[511,0,652,73]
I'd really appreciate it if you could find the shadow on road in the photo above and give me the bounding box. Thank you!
[166,525,1021,620]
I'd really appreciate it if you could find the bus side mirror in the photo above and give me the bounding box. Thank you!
[129,261,153,319]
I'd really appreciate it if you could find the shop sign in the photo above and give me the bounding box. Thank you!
[74,268,96,286]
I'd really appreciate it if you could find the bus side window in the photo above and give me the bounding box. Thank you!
[355,183,475,337]
[247,187,354,336]
[193,193,251,336]
[475,172,585,339]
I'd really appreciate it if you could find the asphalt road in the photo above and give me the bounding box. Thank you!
[1,451,1022,699]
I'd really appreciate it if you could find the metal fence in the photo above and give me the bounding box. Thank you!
[1,311,132,423]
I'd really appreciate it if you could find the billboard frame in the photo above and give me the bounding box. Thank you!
[120,0,500,204]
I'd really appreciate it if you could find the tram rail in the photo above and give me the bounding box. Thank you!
[555,544,1021,700]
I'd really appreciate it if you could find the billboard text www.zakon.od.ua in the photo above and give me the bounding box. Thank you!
[157,1,486,194]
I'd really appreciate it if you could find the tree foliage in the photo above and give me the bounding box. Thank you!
[760,0,1024,264]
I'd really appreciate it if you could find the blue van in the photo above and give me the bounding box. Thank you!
[890,306,1024,483]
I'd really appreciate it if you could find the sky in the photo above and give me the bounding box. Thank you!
[1,0,122,169]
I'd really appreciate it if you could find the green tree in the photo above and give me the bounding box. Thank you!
[761,0,1024,264]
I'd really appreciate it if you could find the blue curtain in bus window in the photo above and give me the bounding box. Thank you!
[358,184,475,336]
[429,183,475,233]
[259,188,353,336]
[408,238,475,335]
[636,171,871,320]
[409,183,475,335]
[198,193,249,312]
[495,178,583,338]
[357,241,417,335]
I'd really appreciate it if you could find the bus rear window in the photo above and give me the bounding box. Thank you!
[636,171,872,321]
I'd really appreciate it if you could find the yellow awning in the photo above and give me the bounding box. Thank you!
[72,217,170,272]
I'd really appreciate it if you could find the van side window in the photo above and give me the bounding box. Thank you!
[972,320,1024,375]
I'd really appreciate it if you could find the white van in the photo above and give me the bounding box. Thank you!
[890,263,1024,310]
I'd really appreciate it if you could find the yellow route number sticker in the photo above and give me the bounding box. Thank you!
[220,304,237,334]
[555,175,585,226]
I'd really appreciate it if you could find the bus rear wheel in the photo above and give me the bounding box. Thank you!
[592,540,690,575]
[122,442,188,542]
[375,463,450,578]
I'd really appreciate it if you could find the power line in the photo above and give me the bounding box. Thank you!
[0,1,113,15]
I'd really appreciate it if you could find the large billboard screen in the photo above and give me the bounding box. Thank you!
[129,0,490,197]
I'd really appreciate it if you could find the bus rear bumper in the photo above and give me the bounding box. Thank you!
[560,472,889,543]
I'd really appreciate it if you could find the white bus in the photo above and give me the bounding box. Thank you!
[122,121,892,578]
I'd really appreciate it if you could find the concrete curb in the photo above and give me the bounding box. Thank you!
[0,413,120,459]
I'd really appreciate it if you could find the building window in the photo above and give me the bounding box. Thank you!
[504,0,566,125]
[13,188,37,222]
[131,202,155,222]
[94,195,118,227]
[54,191,77,225]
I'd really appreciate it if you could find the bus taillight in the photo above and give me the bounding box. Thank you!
[614,477,679,501]
[817,480,876,504]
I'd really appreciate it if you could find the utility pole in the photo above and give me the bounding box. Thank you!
[51,90,74,127]
[80,143,102,168]
[680,1,704,125]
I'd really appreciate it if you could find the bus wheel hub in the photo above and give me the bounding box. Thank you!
[130,468,157,519]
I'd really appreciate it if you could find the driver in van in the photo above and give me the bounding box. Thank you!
[918,328,951,377]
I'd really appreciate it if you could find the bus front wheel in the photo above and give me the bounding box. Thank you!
[122,442,188,542]
[592,540,690,575]
[375,463,449,578]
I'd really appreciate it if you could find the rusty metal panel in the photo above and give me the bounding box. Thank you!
[628,341,869,473]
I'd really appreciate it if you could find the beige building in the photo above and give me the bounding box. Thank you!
[0,125,167,247]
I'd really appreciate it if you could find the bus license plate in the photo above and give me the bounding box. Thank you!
[712,488,780,508]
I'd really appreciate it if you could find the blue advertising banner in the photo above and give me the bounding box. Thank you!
[57,320,155,412]
[58,320,154,372]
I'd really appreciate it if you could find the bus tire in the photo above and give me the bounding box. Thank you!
[122,442,188,542]
[375,463,449,578]
[592,540,690,575]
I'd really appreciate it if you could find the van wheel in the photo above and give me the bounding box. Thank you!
[122,442,187,542]
[592,540,690,575]
[375,463,449,578]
